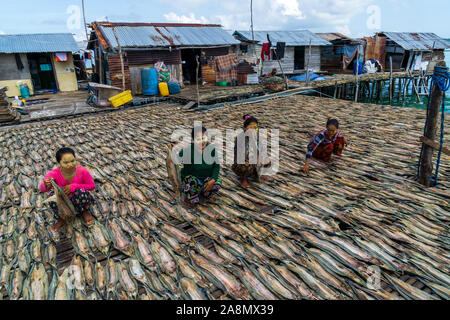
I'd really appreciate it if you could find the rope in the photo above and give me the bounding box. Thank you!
[417,66,449,186]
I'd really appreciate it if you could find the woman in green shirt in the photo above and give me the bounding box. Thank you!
[179,126,221,206]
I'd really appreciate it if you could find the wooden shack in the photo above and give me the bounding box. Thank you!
[316,33,360,74]
[362,32,450,71]
[233,30,331,76]
[88,22,239,93]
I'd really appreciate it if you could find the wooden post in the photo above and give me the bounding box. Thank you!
[410,71,421,103]
[82,0,89,43]
[419,61,446,187]
[403,77,409,103]
[422,71,430,96]
[306,39,312,85]
[274,49,288,90]
[370,81,375,101]
[250,0,254,41]
[397,77,401,101]
[111,26,125,90]
[97,45,104,84]
[418,71,423,94]
[355,47,360,102]
[376,80,382,102]
[333,82,338,99]
[389,56,393,104]
[196,56,200,109]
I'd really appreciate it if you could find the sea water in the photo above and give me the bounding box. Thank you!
[356,49,450,113]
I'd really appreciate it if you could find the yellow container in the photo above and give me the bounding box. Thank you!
[158,82,169,97]
[108,90,133,108]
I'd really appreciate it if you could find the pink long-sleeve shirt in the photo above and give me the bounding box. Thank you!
[40,165,95,198]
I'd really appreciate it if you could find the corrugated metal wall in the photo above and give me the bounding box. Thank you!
[107,54,131,90]
[365,36,386,68]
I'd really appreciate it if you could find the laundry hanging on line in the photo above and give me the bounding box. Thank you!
[261,43,271,61]
[55,53,68,62]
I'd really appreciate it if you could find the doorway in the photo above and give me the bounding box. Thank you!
[294,46,305,70]
[181,49,202,85]
[27,53,57,93]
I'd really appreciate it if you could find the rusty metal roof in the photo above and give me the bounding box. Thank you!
[233,30,331,46]
[92,22,239,50]
[316,32,356,42]
[380,32,450,50]
[0,33,78,53]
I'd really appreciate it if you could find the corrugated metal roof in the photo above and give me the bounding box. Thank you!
[381,32,450,50]
[0,33,79,53]
[234,30,331,46]
[316,32,355,42]
[96,23,239,49]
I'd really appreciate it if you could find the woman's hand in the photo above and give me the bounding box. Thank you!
[343,137,348,147]
[63,185,71,195]
[44,178,53,190]
[205,179,216,192]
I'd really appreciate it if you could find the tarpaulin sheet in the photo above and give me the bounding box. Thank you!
[290,72,325,82]
[343,45,357,69]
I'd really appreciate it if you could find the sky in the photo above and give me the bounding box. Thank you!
[0,0,449,41]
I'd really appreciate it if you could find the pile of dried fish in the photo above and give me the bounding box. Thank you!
[0,94,449,300]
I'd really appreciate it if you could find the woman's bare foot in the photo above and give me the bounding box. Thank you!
[240,177,250,188]
[261,175,270,182]
[82,211,95,226]
[51,218,66,232]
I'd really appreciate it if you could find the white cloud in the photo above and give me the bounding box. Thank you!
[164,12,209,24]
[275,0,305,20]
[162,0,376,36]
[0,30,5,35]
[336,25,352,36]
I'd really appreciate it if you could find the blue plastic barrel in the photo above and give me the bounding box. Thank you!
[167,82,181,94]
[142,68,159,96]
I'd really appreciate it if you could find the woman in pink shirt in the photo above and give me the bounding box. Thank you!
[40,147,96,231]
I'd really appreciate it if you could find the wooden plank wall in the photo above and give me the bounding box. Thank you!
[202,60,216,86]
[321,46,344,72]
[305,46,321,72]
[244,45,322,75]
[129,67,143,95]
[262,47,295,74]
